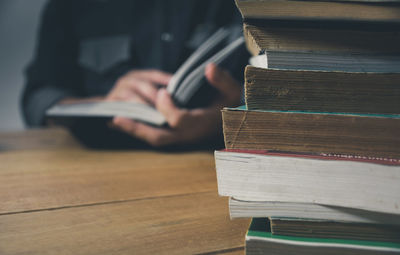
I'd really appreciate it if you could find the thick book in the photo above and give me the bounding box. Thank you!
[235,0,400,23]
[243,23,400,56]
[246,218,400,255]
[46,28,245,126]
[222,107,400,159]
[269,217,400,243]
[215,150,400,214]
[244,65,400,114]
[229,198,400,225]
[249,52,400,73]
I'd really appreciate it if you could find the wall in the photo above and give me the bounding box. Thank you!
[0,0,47,131]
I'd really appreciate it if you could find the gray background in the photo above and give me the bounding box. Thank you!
[0,0,47,131]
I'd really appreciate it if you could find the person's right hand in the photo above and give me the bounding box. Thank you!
[106,69,173,106]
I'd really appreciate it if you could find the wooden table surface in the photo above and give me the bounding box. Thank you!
[0,128,250,255]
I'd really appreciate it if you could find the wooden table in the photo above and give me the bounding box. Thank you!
[0,128,250,254]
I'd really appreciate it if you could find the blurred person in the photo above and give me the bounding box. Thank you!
[22,0,248,149]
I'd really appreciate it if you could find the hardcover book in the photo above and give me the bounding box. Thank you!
[244,65,400,114]
[243,23,400,56]
[222,107,400,159]
[269,217,400,243]
[235,0,400,23]
[245,218,400,255]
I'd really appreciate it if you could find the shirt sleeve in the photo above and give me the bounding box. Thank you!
[21,0,83,127]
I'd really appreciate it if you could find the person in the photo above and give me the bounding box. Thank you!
[22,0,249,149]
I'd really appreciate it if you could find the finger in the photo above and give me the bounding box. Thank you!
[130,79,159,105]
[106,89,136,101]
[205,63,242,103]
[112,117,177,147]
[130,70,173,86]
[58,96,104,105]
[125,94,149,105]
[110,77,159,104]
[155,89,186,128]
[106,87,149,104]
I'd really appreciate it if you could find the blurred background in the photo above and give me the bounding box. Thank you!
[0,0,47,131]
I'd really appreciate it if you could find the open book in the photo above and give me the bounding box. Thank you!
[46,28,245,126]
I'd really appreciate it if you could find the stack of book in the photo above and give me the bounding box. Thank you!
[215,0,400,254]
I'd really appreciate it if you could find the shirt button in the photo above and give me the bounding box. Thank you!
[161,32,174,42]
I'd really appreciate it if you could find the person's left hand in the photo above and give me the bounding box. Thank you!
[110,63,242,147]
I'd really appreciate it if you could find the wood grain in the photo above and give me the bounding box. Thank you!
[0,127,81,151]
[215,249,245,255]
[0,149,216,214]
[0,192,250,255]
[0,128,249,254]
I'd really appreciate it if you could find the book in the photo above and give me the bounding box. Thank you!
[229,197,400,223]
[235,0,400,23]
[269,217,400,243]
[245,218,400,255]
[229,198,400,225]
[167,27,245,107]
[227,1,400,253]
[46,101,167,126]
[243,23,400,56]
[244,65,400,114]
[46,27,245,126]
[215,150,400,214]
[249,52,400,73]
[222,107,400,159]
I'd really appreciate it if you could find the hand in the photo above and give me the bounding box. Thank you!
[111,63,242,147]
[57,69,172,106]
[106,69,172,105]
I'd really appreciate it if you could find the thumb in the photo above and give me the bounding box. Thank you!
[205,63,242,103]
[155,89,184,128]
